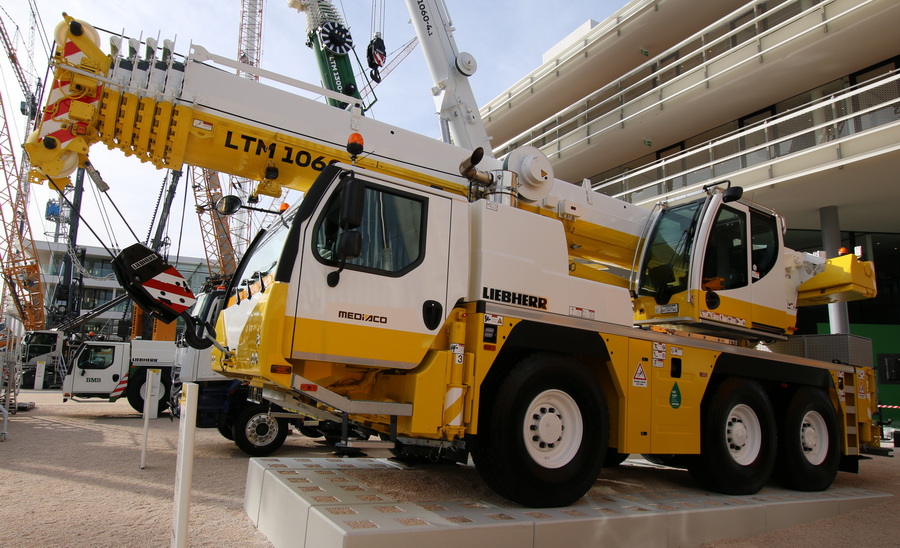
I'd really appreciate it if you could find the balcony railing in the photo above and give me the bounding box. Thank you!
[594,69,900,204]
[491,0,872,164]
[479,0,657,118]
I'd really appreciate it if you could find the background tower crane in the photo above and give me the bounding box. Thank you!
[190,0,269,272]
[0,3,45,413]
[0,12,44,333]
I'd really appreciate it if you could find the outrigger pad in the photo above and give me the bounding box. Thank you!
[112,243,197,323]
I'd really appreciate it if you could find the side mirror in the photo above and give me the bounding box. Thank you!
[327,231,363,287]
[338,230,362,259]
[722,186,743,203]
[215,195,243,215]
[340,176,365,230]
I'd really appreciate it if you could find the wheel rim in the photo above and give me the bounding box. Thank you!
[523,389,583,469]
[245,414,278,446]
[725,403,761,466]
[799,410,829,465]
[139,381,161,405]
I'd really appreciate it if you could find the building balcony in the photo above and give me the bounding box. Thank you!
[487,0,900,184]
[591,71,900,230]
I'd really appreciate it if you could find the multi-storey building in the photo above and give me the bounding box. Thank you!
[480,0,900,417]
[32,240,208,339]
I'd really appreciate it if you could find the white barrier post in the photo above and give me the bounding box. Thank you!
[171,382,198,548]
[33,360,45,389]
[140,369,160,469]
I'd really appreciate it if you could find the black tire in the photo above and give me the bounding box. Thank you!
[471,353,608,508]
[232,404,289,457]
[216,416,235,441]
[688,378,776,495]
[126,368,171,416]
[604,450,630,467]
[773,387,840,491]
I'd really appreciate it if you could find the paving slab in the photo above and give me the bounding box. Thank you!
[244,457,891,548]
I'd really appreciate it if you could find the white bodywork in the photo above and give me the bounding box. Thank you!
[63,340,176,397]
[470,200,633,326]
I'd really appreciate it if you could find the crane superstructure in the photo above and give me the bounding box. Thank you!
[24,2,883,508]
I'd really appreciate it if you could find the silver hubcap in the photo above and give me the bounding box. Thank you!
[523,389,583,469]
[725,404,761,466]
[245,414,278,446]
[800,410,828,465]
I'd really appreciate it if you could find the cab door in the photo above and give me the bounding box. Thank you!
[692,197,788,336]
[748,208,787,335]
[693,197,753,331]
[288,172,452,370]
[66,343,127,395]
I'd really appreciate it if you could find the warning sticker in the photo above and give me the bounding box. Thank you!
[670,346,683,357]
[653,342,666,352]
[484,314,504,326]
[632,363,648,387]
[652,359,665,368]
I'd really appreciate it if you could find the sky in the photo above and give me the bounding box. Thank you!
[1,0,622,270]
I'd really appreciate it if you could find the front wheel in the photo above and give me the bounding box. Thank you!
[126,368,171,416]
[688,378,776,495]
[232,404,289,457]
[773,387,840,491]
[471,353,608,508]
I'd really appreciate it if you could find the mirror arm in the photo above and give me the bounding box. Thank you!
[327,259,347,288]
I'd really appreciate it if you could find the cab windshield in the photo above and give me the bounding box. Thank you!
[21,331,59,362]
[228,209,297,296]
[638,199,705,304]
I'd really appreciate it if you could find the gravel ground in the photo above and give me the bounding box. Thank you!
[1,389,897,547]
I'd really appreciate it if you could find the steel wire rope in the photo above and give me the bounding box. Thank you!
[86,175,118,251]
[46,178,117,259]
[103,186,150,248]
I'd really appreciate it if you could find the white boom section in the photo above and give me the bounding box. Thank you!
[404,0,493,155]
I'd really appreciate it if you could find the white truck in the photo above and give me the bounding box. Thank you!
[62,338,176,415]
[18,330,66,389]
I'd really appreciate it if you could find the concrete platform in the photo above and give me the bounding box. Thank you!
[244,457,890,548]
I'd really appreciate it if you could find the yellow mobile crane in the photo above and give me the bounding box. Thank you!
[26,3,882,508]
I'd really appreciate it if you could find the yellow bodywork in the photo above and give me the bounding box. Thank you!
[798,253,877,306]
[25,14,462,200]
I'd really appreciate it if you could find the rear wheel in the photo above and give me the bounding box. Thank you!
[688,378,776,495]
[471,353,608,508]
[126,368,171,416]
[232,404,289,457]
[774,387,840,491]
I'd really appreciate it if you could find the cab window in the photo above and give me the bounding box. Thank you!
[314,183,426,276]
[750,210,779,282]
[77,345,115,370]
[702,207,748,291]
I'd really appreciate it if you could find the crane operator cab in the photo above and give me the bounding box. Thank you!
[633,184,793,341]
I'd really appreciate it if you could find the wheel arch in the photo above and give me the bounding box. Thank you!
[704,354,852,471]
[706,353,834,416]
[477,321,613,433]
